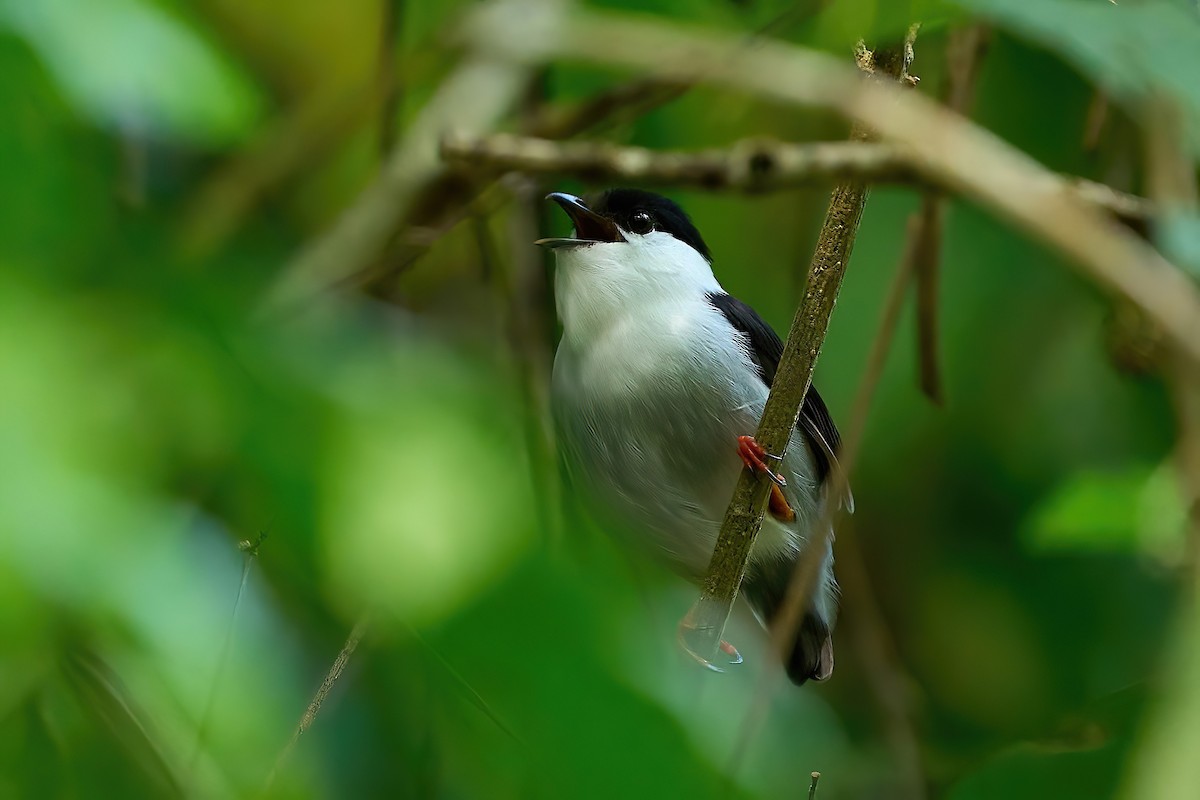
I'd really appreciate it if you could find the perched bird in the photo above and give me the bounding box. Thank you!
[538,188,848,685]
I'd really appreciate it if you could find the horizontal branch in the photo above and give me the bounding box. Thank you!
[459,4,1200,365]
[441,131,916,188]
[440,132,1152,228]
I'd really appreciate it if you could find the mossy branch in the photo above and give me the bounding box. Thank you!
[681,34,918,664]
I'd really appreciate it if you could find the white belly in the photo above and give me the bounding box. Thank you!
[552,301,820,577]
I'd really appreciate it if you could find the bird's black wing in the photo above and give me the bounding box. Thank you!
[706,292,848,502]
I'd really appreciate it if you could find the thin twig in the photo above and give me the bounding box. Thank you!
[830,217,929,800]
[682,32,916,673]
[911,194,945,404]
[404,623,526,746]
[1144,95,1200,567]
[265,0,575,313]
[440,133,1153,227]
[263,614,371,791]
[723,33,923,791]
[808,771,821,800]
[474,5,1200,365]
[911,24,989,405]
[358,0,827,296]
[190,533,265,775]
[443,133,916,189]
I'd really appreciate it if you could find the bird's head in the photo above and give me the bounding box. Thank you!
[537,189,721,336]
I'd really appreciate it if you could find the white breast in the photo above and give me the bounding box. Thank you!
[553,287,817,577]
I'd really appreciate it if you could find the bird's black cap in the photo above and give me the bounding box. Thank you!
[587,188,712,262]
[536,188,712,262]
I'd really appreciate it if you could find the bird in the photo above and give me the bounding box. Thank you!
[537,188,848,685]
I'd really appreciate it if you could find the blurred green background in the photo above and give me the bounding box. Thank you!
[1,0,1198,798]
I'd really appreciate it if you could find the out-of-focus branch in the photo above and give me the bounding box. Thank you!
[264,615,371,791]
[264,0,573,313]
[357,0,826,297]
[911,24,990,405]
[681,33,916,672]
[525,77,691,140]
[181,88,381,258]
[469,6,1200,366]
[442,133,916,189]
[440,132,1152,227]
[721,33,923,793]
[828,215,929,798]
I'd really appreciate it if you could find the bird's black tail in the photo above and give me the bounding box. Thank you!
[742,558,835,685]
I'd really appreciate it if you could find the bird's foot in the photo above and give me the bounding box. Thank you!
[736,435,787,487]
[677,616,744,671]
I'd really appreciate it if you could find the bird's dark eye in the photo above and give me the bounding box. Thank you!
[629,210,654,235]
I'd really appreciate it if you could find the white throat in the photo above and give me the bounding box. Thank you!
[554,231,722,348]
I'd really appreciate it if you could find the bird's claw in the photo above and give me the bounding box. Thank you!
[677,617,743,672]
[737,435,787,486]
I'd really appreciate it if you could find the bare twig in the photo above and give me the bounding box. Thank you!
[912,24,989,405]
[181,88,382,258]
[440,133,1153,227]
[808,771,821,800]
[472,6,1200,365]
[826,217,929,800]
[358,0,827,296]
[265,0,574,313]
[682,33,917,674]
[525,77,691,140]
[190,533,264,775]
[264,615,371,791]
[721,34,927,797]
[1171,350,1200,575]
[405,623,526,746]
[443,133,916,189]
[911,195,946,404]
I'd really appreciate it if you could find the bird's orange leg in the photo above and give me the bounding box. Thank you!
[736,435,787,486]
[737,435,795,521]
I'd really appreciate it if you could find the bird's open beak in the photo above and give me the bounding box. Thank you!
[535,192,624,249]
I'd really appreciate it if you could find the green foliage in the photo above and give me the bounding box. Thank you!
[962,0,1200,150]
[1024,465,1185,557]
[0,0,261,145]
[0,0,1196,798]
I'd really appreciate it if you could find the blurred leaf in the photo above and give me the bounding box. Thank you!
[960,0,1200,151]
[0,0,261,145]
[1024,465,1186,558]
[321,341,537,627]
[949,741,1122,800]
[1120,599,1200,800]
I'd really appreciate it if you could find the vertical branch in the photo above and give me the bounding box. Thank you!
[681,29,918,667]
[1172,352,1200,575]
[1116,86,1200,800]
[733,205,929,797]
[913,24,989,404]
[724,32,926,795]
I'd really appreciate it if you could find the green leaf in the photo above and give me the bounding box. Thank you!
[1024,465,1187,558]
[0,0,261,146]
[960,0,1200,152]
